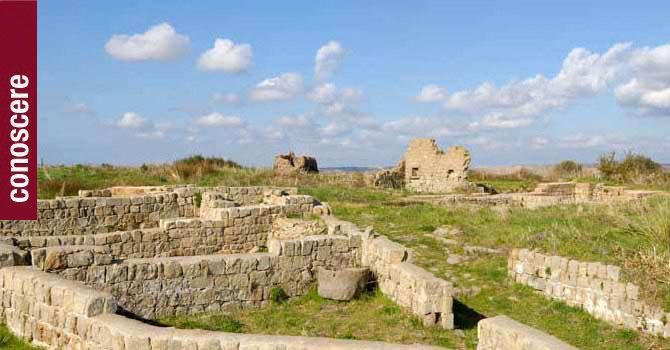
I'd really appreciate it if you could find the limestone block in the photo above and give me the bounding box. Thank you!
[477,315,578,350]
[317,268,369,301]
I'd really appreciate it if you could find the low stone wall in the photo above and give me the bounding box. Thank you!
[34,233,360,319]
[509,248,670,337]
[0,266,444,350]
[0,266,117,349]
[13,203,301,258]
[477,316,578,350]
[0,186,301,238]
[322,216,455,329]
[0,188,198,237]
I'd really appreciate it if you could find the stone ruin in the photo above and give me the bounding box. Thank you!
[0,184,585,349]
[410,181,665,209]
[374,138,476,193]
[273,152,319,175]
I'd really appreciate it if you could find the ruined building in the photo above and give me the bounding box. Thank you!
[273,152,319,175]
[375,138,473,193]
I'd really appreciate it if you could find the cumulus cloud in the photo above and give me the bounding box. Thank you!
[440,43,632,129]
[211,92,241,104]
[276,114,315,129]
[559,134,608,149]
[197,39,252,73]
[249,73,303,101]
[116,112,148,129]
[195,112,244,127]
[308,83,363,116]
[415,84,448,102]
[105,23,190,61]
[315,41,346,80]
[66,103,93,114]
[615,44,670,116]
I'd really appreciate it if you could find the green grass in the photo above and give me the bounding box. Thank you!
[162,288,464,348]
[302,186,670,349]
[0,325,41,350]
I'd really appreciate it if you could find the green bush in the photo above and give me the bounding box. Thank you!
[597,151,662,183]
[552,160,582,179]
[269,287,288,304]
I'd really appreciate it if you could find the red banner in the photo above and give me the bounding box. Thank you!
[0,0,37,219]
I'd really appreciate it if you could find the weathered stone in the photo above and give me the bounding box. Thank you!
[273,152,318,175]
[317,267,369,301]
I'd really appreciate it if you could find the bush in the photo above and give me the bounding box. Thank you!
[269,287,288,304]
[172,155,242,181]
[552,160,583,179]
[597,151,662,183]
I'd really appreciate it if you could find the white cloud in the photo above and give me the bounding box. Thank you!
[211,92,240,104]
[116,112,148,129]
[105,23,190,61]
[559,134,608,149]
[308,83,363,116]
[66,103,92,114]
[315,41,346,80]
[615,44,670,116]
[529,136,550,150]
[197,39,252,73]
[443,43,632,128]
[415,84,448,102]
[308,83,338,104]
[195,113,243,128]
[276,114,315,128]
[320,122,350,137]
[249,73,303,101]
[136,130,165,140]
[382,117,455,138]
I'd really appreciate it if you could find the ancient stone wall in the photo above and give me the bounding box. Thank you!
[29,234,360,320]
[477,316,578,350]
[0,267,118,349]
[509,248,670,337]
[404,138,472,193]
[0,266,444,350]
[0,188,198,237]
[0,186,300,239]
[322,216,455,329]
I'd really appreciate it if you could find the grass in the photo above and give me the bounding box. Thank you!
[300,185,670,349]
[161,288,463,348]
[0,325,41,350]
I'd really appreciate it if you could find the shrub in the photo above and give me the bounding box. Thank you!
[597,151,662,183]
[552,160,583,179]
[269,287,288,304]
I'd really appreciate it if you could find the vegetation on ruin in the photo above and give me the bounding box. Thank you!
[161,287,462,348]
[0,325,41,350]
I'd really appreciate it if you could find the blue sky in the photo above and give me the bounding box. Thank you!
[38,1,670,167]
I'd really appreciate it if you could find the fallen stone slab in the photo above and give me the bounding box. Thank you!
[318,267,370,301]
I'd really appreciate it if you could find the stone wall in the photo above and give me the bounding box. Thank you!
[404,138,472,193]
[509,248,670,337]
[0,188,199,237]
[0,266,444,349]
[32,233,360,320]
[0,266,118,349]
[477,316,578,350]
[0,186,301,238]
[322,216,455,329]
